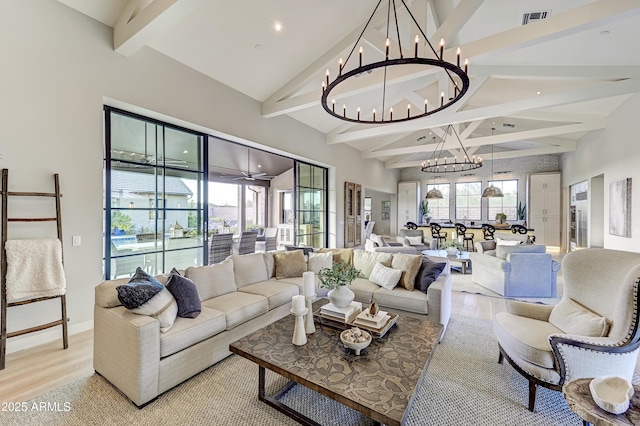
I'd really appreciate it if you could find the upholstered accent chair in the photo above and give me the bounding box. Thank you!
[209,233,233,264]
[494,248,640,412]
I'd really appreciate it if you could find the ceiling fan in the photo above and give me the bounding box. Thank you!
[233,149,275,181]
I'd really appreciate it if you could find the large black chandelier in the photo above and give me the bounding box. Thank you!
[421,124,482,173]
[321,0,470,124]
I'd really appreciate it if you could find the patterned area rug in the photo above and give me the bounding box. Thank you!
[449,272,563,305]
[3,314,582,426]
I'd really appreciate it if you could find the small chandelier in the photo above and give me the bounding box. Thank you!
[482,128,504,198]
[421,125,482,174]
[321,0,470,124]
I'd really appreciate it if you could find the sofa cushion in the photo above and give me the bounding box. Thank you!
[349,277,383,303]
[308,252,333,274]
[263,252,275,278]
[373,286,428,314]
[165,270,201,318]
[239,281,300,310]
[369,262,402,290]
[496,244,546,260]
[493,312,561,368]
[95,277,130,308]
[230,253,269,287]
[391,253,422,291]
[274,250,307,279]
[352,250,393,279]
[186,258,236,300]
[496,238,522,246]
[202,292,269,330]
[548,298,610,337]
[415,258,447,293]
[159,306,226,358]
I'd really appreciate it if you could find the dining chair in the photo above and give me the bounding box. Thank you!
[255,227,278,252]
[209,233,233,264]
[235,231,258,255]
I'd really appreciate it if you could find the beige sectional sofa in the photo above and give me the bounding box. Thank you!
[93,248,451,407]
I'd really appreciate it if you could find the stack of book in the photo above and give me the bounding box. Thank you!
[353,308,390,329]
[319,301,362,323]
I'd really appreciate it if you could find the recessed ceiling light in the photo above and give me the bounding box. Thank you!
[274,22,282,32]
[183,150,188,154]
[258,164,262,168]
[536,91,541,95]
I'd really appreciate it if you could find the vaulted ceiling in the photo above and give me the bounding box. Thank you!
[59,0,640,170]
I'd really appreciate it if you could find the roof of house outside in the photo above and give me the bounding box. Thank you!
[111,170,193,196]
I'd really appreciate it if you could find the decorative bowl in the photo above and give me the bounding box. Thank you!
[340,327,372,355]
[589,376,634,414]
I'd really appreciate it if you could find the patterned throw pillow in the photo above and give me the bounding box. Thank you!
[369,262,402,290]
[116,267,178,332]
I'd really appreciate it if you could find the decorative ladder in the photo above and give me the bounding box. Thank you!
[0,168,68,369]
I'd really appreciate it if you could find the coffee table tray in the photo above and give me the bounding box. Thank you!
[314,308,398,338]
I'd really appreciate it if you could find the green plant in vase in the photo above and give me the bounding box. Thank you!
[420,199,431,224]
[495,212,507,224]
[318,261,361,308]
[441,240,463,255]
[517,202,526,222]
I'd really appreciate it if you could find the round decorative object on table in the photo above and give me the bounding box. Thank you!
[446,247,459,256]
[328,285,355,308]
[563,378,640,426]
[340,327,371,355]
[590,376,634,415]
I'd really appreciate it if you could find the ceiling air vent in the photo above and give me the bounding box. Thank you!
[522,10,551,25]
[503,123,515,129]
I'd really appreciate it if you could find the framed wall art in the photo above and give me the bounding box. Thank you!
[609,178,632,238]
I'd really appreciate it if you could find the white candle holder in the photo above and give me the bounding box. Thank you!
[290,307,308,346]
[305,294,316,334]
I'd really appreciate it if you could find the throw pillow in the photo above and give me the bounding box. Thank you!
[496,244,546,260]
[548,298,610,337]
[352,250,393,279]
[369,262,402,290]
[308,252,333,274]
[496,238,522,246]
[406,235,423,245]
[185,258,237,299]
[284,245,315,256]
[165,270,201,318]
[274,250,307,279]
[391,253,422,291]
[263,252,275,278]
[116,267,163,309]
[230,253,269,287]
[317,248,354,265]
[131,287,179,333]
[414,258,446,294]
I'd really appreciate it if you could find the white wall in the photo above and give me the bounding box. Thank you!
[562,94,640,252]
[0,0,399,352]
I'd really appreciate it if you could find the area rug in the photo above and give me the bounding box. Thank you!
[449,272,562,305]
[3,315,582,426]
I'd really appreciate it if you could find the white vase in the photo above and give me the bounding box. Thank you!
[446,247,458,256]
[328,285,355,308]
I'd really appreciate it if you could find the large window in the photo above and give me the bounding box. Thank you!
[296,162,327,248]
[425,184,450,221]
[455,182,482,221]
[105,107,206,279]
[487,179,518,221]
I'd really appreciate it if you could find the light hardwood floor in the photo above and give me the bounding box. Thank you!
[0,292,505,403]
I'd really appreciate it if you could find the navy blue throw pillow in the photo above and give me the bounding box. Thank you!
[166,270,201,318]
[415,258,446,294]
[116,267,163,309]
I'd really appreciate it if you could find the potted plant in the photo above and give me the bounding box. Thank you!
[441,240,463,256]
[517,202,526,223]
[318,261,361,308]
[420,199,431,224]
[495,212,507,224]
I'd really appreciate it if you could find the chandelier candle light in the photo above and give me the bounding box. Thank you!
[321,0,470,124]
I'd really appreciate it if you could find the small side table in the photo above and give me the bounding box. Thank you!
[563,378,640,426]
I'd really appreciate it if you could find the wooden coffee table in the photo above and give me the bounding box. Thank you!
[230,299,443,426]
[563,378,640,425]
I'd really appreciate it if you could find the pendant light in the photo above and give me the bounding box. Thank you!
[482,128,504,198]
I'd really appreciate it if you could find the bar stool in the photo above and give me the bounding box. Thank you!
[430,223,448,248]
[455,223,474,251]
[481,223,496,240]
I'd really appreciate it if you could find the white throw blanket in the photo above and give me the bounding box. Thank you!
[5,239,66,302]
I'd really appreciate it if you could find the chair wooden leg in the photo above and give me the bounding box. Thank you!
[498,351,503,364]
[528,381,537,412]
